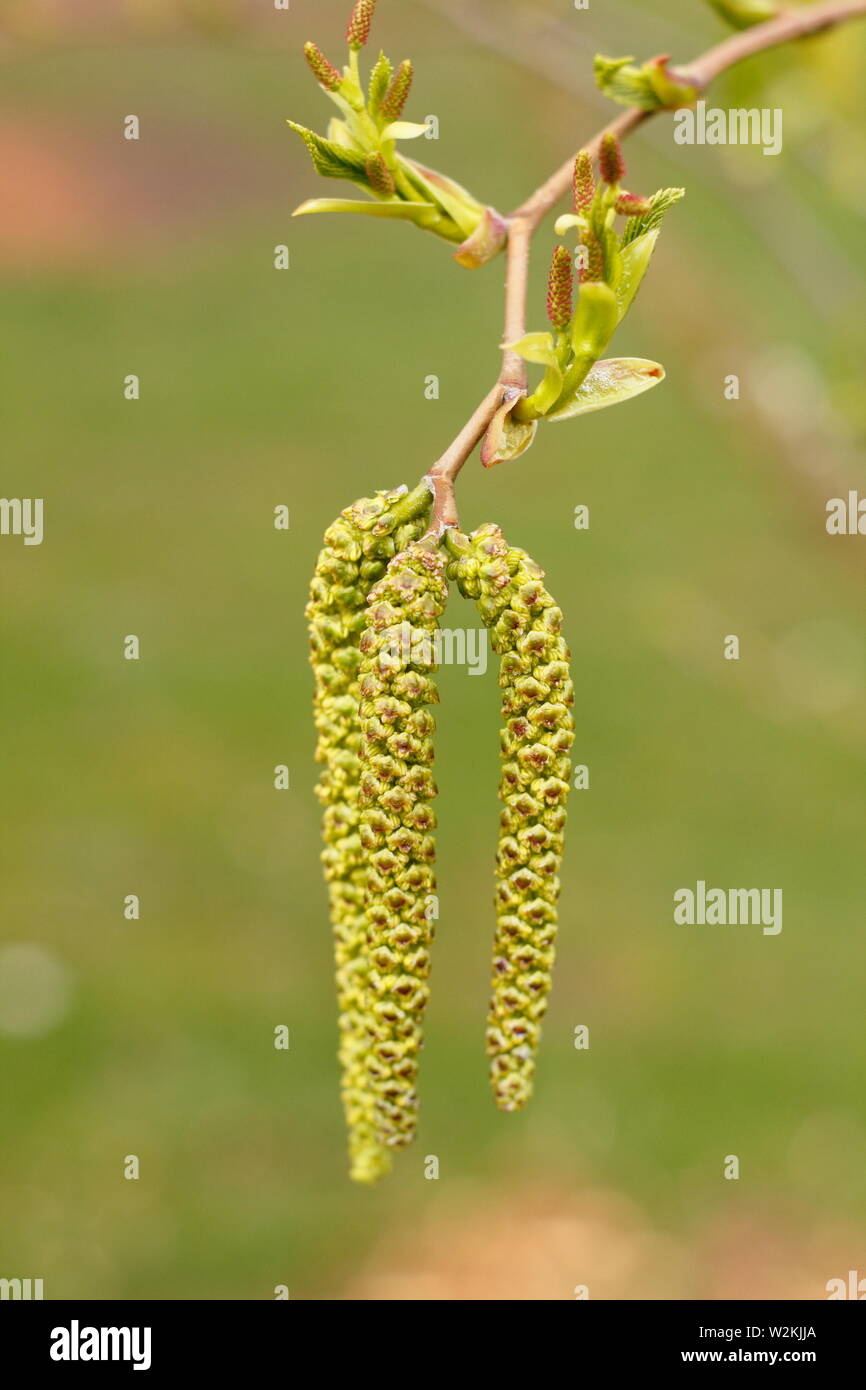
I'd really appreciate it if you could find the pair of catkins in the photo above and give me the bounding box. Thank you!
[307,483,573,1182]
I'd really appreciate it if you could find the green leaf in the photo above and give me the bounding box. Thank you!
[292,197,437,223]
[503,332,558,366]
[546,357,665,421]
[621,187,685,245]
[368,51,393,111]
[524,363,564,418]
[287,122,369,181]
[381,120,431,141]
[570,281,619,358]
[616,228,658,319]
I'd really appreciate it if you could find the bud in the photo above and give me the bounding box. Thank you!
[346,0,377,51]
[546,246,573,331]
[599,131,625,185]
[708,0,778,30]
[614,191,652,217]
[380,59,413,121]
[365,151,396,196]
[573,149,595,213]
[304,41,342,93]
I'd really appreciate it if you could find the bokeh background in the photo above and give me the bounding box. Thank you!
[1,0,865,1300]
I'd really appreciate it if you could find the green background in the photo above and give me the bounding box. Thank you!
[1,0,864,1299]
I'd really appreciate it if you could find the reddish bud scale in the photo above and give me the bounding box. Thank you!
[347,0,377,50]
[380,59,413,121]
[573,149,595,213]
[365,152,395,197]
[546,246,573,331]
[599,131,626,185]
[304,41,342,92]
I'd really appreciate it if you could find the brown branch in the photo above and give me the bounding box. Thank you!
[422,0,866,536]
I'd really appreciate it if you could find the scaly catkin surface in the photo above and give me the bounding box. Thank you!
[450,523,573,1112]
[306,487,430,1183]
[357,542,448,1149]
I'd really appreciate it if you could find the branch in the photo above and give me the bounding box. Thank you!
[422,0,866,536]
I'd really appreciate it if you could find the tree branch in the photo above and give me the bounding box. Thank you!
[422,0,866,536]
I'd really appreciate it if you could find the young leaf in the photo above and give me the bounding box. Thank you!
[546,357,665,421]
[616,228,658,318]
[570,282,619,358]
[381,120,430,141]
[524,363,564,418]
[400,158,481,240]
[368,51,393,111]
[326,118,365,154]
[622,186,685,244]
[554,213,587,237]
[594,55,661,110]
[293,197,437,223]
[287,122,369,181]
[502,332,559,367]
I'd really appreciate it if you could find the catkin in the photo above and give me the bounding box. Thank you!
[357,541,448,1149]
[450,523,573,1112]
[306,484,431,1182]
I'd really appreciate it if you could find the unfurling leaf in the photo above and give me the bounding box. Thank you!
[293,197,436,223]
[616,228,659,318]
[621,186,685,244]
[381,120,431,141]
[554,212,587,237]
[288,122,369,181]
[594,53,698,111]
[367,51,393,111]
[503,332,559,367]
[546,357,665,421]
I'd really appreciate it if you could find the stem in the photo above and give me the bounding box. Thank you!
[500,217,532,389]
[420,0,866,529]
[423,383,504,537]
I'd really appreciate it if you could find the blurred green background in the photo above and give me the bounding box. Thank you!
[1,0,865,1300]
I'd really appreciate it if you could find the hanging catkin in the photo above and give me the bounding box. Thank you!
[449,523,573,1112]
[306,484,431,1182]
[357,541,448,1149]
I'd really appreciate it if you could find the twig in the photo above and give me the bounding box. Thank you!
[422,0,866,535]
